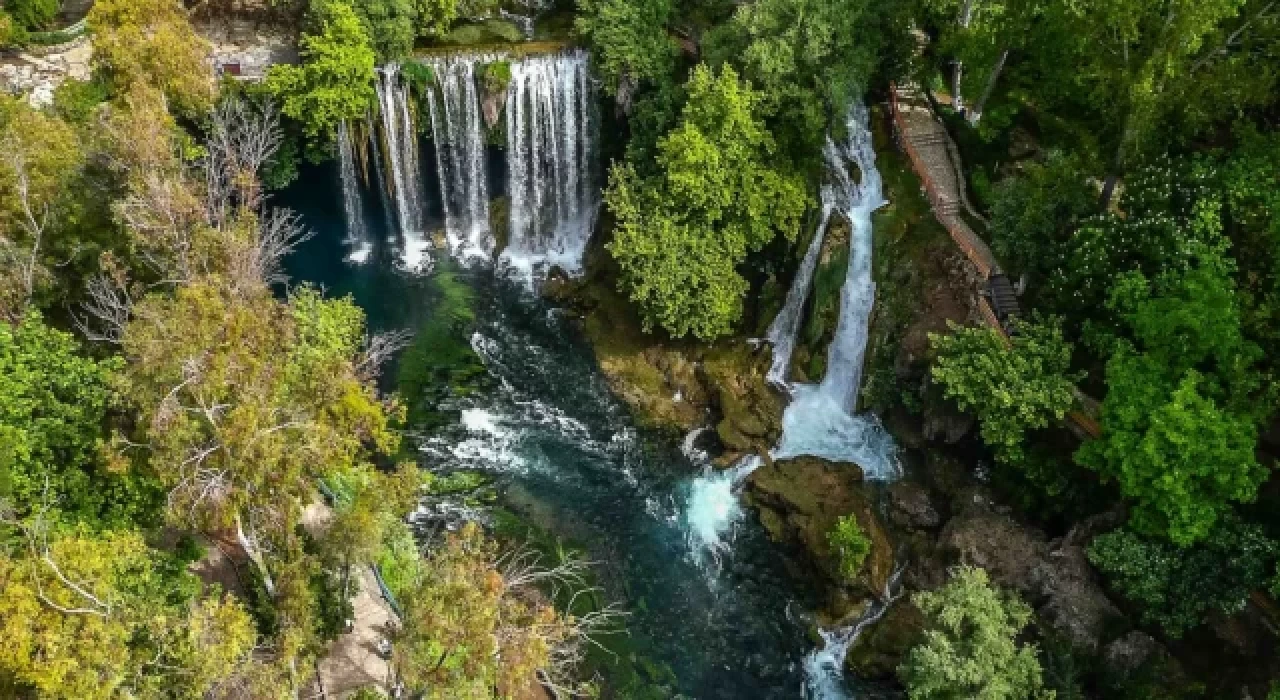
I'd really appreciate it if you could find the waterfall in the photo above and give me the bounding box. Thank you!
[802,565,906,699]
[422,54,495,260]
[772,104,897,473]
[374,65,430,270]
[684,103,897,554]
[360,51,597,278]
[501,50,596,280]
[336,121,372,264]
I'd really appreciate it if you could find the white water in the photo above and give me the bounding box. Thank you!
[336,121,371,263]
[685,103,898,555]
[364,51,597,279]
[802,565,906,699]
[501,50,597,281]
[374,65,430,270]
[423,53,497,260]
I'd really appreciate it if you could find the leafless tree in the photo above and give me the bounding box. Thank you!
[0,143,51,323]
[205,96,283,222]
[357,329,414,381]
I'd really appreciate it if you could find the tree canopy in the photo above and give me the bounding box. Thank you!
[605,63,807,339]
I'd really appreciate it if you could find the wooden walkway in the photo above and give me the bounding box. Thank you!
[887,84,1102,439]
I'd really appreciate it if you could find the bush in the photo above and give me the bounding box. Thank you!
[1087,518,1278,637]
[827,515,871,583]
[899,566,1052,700]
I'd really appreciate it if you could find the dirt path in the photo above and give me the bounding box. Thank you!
[302,502,398,699]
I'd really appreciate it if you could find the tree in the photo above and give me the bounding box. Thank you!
[0,313,160,529]
[0,98,89,322]
[703,0,897,156]
[87,0,215,115]
[5,0,59,31]
[987,152,1094,290]
[575,0,676,98]
[1045,0,1250,204]
[605,63,807,339]
[899,566,1053,700]
[1078,261,1267,545]
[930,317,1080,463]
[266,0,377,144]
[346,0,419,61]
[394,522,614,698]
[827,515,871,583]
[0,525,259,699]
[1088,519,1277,637]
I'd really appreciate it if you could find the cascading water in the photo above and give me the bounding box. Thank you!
[374,65,430,270]
[685,102,898,561]
[336,120,372,264]
[423,53,495,259]
[802,565,906,699]
[501,50,596,280]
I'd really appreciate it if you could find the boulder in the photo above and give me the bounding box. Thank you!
[887,481,941,530]
[937,505,1124,653]
[1102,631,1161,677]
[844,600,925,680]
[745,456,894,600]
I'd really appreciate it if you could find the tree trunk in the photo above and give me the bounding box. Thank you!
[952,0,978,115]
[236,514,275,595]
[1098,114,1135,210]
[967,49,1009,125]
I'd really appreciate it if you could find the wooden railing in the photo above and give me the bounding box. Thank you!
[887,85,1102,439]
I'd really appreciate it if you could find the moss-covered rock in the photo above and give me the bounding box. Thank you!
[744,456,894,606]
[844,599,925,680]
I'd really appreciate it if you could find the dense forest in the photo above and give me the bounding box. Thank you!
[0,0,1278,698]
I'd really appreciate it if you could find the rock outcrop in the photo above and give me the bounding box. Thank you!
[745,457,894,606]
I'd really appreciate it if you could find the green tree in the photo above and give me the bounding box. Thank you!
[987,152,1094,290]
[345,0,418,60]
[6,0,59,31]
[930,317,1081,463]
[0,313,160,529]
[1087,519,1278,637]
[0,527,260,699]
[88,0,215,114]
[899,566,1054,700]
[575,0,676,97]
[1078,261,1267,545]
[827,515,871,583]
[266,0,377,144]
[702,0,901,155]
[605,63,807,339]
[394,522,595,698]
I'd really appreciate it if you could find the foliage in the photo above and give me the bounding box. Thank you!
[930,317,1081,463]
[416,0,463,37]
[346,0,418,60]
[394,522,578,698]
[605,63,807,339]
[481,60,512,93]
[987,152,1094,286]
[51,78,113,124]
[0,97,97,321]
[575,0,676,96]
[826,515,871,583]
[6,0,58,31]
[1087,519,1278,637]
[1078,254,1267,545]
[702,0,901,155]
[0,527,259,699]
[266,0,377,144]
[900,566,1053,700]
[87,0,215,115]
[0,313,160,529]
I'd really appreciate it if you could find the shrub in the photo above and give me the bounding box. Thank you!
[827,515,871,582]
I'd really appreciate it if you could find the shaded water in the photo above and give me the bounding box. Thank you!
[279,162,905,698]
